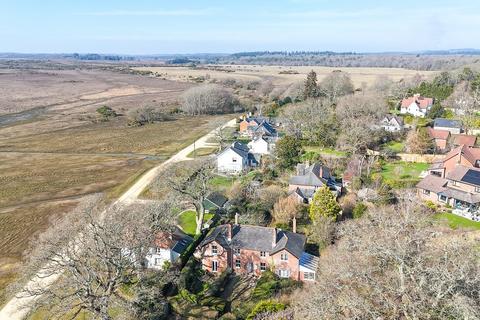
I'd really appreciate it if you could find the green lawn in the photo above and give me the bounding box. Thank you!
[384,141,405,153]
[434,213,480,230]
[209,175,234,191]
[178,210,214,236]
[186,147,218,158]
[380,161,429,188]
[303,146,347,157]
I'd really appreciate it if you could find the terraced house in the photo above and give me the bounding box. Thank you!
[194,218,318,282]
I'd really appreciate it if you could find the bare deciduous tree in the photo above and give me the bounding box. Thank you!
[171,160,214,235]
[272,197,301,224]
[16,196,175,320]
[181,84,236,115]
[295,195,480,319]
[319,71,354,102]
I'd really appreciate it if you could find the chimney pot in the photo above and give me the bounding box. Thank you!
[227,224,232,242]
[234,212,239,225]
[292,216,297,233]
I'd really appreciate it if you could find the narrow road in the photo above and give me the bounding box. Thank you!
[0,118,237,320]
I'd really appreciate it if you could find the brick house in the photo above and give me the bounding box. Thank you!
[417,165,480,221]
[194,219,318,282]
[427,127,450,151]
[428,145,480,178]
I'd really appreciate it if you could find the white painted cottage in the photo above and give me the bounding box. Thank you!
[247,136,274,155]
[400,94,434,118]
[145,230,192,269]
[217,141,258,175]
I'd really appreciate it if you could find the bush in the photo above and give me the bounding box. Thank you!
[246,300,286,320]
[96,105,117,119]
[353,202,368,219]
[424,200,438,212]
[128,106,171,126]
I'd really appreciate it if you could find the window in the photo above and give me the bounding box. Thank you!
[154,258,162,266]
[232,158,237,163]
[278,269,290,278]
[234,248,241,255]
[260,262,266,271]
[439,195,448,202]
[260,251,266,257]
[155,247,162,254]
[452,180,457,186]
[423,189,430,195]
[212,245,218,255]
[280,253,288,261]
[476,186,480,193]
[235,259,241,268]
[212,261,218,272]
[303,272,315,281]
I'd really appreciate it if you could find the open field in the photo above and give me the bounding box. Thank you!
[134,64,436,88]
[0,61,233,305]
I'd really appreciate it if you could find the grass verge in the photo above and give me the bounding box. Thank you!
[434,212,480,230]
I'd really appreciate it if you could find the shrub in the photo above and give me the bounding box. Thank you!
[96,105,117,119]
[353,202,368,219]
[424,200,438,212]
[181,84,236,115]
[246,300,286,320]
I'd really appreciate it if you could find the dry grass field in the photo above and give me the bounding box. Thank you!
[135,64,436,88]
[0,63,232,305]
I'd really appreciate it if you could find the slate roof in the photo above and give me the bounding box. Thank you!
[154,228,193,254]
[219,141,250,159]
[200,224,306,258]
[289,163,334,187]
[434,118,463,129]
[382,114,404,126]
[204,192,228,209]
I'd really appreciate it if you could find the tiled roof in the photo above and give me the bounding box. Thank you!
[440,188,480,204]
[428,127,450,140]
[447,165,480,186]
[401,95,434,109]
[416,174,448,193]
[451,134,477,147]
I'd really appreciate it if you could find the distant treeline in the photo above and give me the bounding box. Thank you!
[217,51,480,71]
[71,53,135,61]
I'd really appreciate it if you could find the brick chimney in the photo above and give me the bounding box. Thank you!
[227,224,232,242]
[235,212,239,225]
[292,216,297,233]
[272,227,277,248]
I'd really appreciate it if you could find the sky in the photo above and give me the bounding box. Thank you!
[1,0,480,54]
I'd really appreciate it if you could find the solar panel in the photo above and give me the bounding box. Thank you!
[461,169,480,186]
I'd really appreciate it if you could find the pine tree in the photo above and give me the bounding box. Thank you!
[303,70,318,100]
[309,186,341,221]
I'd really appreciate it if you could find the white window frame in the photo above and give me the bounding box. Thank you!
[154,258,162,266]
[234,248,241,255]
[279,269,290,278]
[439,195,448,202]
[280,253,288,261]
[212,260,218,272]
[475,186,480,193]
[303,272,315,281]
[260,251,266,257]
[260,262,266,271]
[211,245,218,255]
[423,189,430,195]
[235,259,241,269]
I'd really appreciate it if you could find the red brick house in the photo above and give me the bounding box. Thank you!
[429,145,480,178]
[194,222,318,282]
[427,127,450,151]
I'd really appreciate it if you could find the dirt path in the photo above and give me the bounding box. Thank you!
[0,117,237,320]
